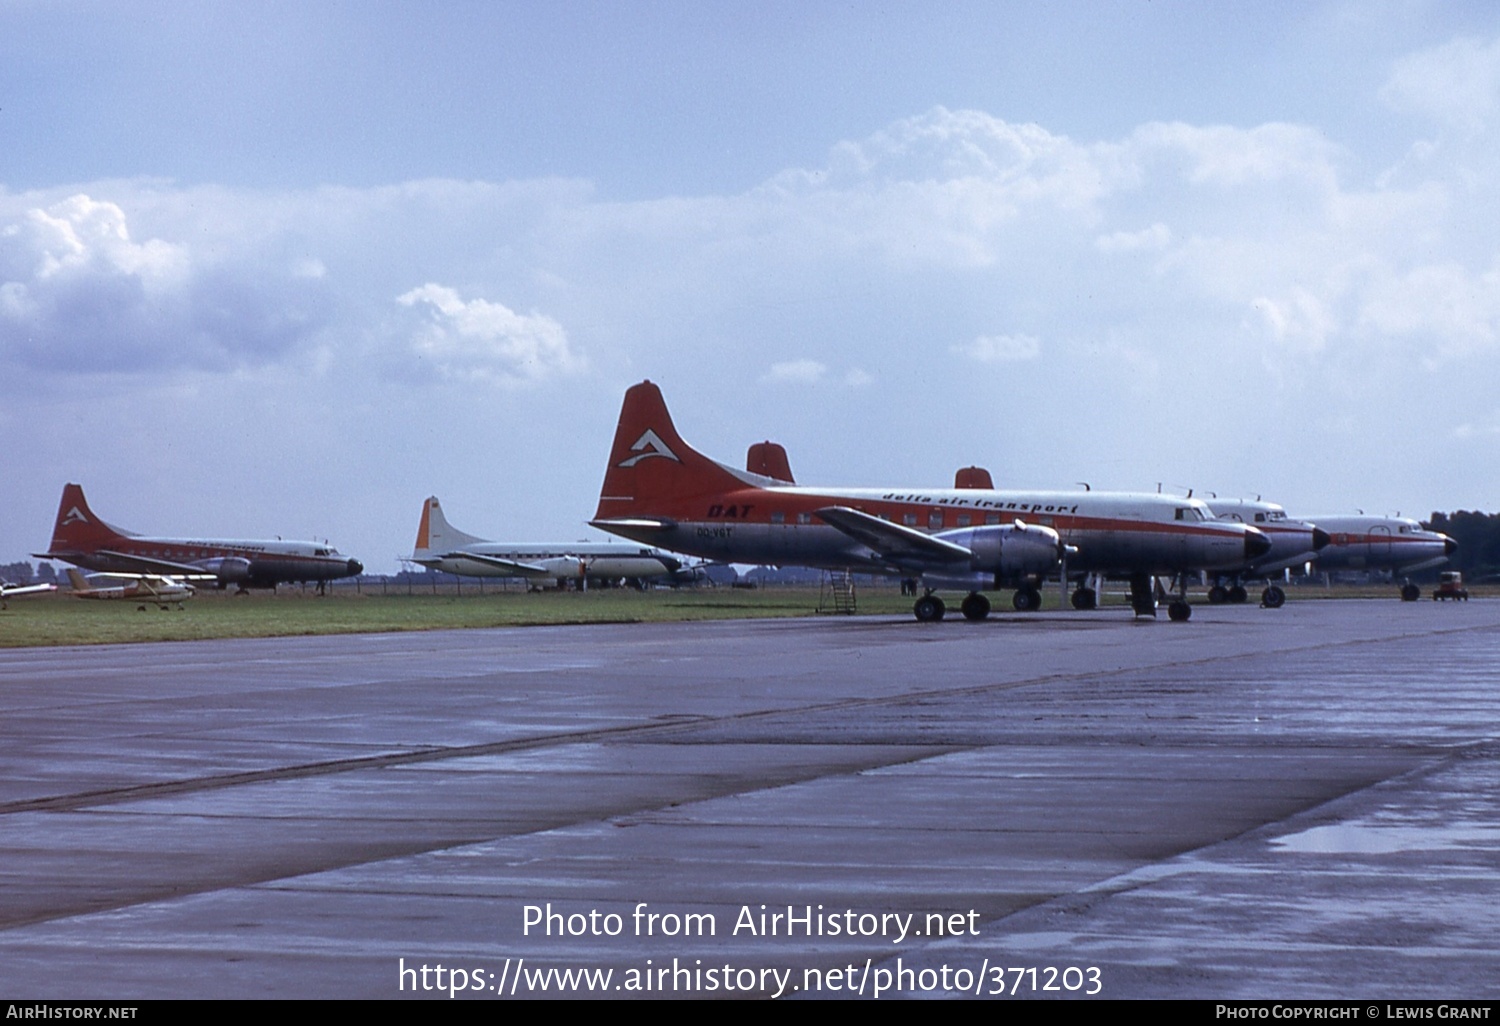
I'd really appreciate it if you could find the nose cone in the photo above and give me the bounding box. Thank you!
[1444,536,1458,556]
[1312,527,1332,551]
[1245,526,1273,561]
[347,558,364,576]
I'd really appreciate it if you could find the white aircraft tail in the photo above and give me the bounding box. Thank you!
[412,497,485,557]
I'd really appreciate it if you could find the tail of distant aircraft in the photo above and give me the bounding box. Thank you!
[594,381,767,523]
[412,497,484,558]
[44,484,134,558]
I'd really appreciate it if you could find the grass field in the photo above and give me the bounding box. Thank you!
[0,585,918,648]
[0,580,1482,648]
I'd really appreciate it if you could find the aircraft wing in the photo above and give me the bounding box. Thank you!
[814,506,973,571]
[1396,556,1451,575]
[85,550,216,577]
[1254,551,1321,575]
[1,583,57,598]
[445,551,556,578]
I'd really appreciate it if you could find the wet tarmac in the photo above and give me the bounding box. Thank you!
[0,599,1496,999]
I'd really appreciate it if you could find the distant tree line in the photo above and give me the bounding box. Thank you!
[1426,511,1500,583]
[0,561,57,585]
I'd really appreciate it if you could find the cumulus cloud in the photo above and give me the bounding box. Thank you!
[953,334,1041,363]
[0,193,327,379]
[395,283,585,385]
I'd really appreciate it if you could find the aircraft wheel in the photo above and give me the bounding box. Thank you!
[1208,585,1229,604]
[1070,587,1097,610]
[1012,586,1041,612]
[1261,585,1285,609]
[1167,599,1192,621]
[913,595,946,622]
[960,593,990,621]
[1228,585,1248,604]
[1400,583,1421,602]
[136,605,147,612]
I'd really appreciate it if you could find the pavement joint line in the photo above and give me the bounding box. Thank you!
[4,616,1489,817]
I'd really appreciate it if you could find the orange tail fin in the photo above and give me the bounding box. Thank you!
[594,381,749,521]
[46,484,131,555]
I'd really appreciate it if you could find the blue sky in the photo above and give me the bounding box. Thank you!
[3,1,1498,573]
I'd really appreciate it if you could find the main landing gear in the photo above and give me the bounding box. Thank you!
[914,592,946,622]
[1070,586,1097,610]
[960,593,990,621]
[1209,579,1286,608]
[911,586,1040,622]
[1132,572,1192,621]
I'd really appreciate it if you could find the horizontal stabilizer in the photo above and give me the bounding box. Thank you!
[590,517,677,533]
[814,506,973,570]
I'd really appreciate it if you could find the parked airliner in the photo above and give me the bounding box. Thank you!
[1305,514,1456,600]
[592,381,1270,621]
[36,484,363,592]
[408,496,682,588]
[1205,498,1331,607]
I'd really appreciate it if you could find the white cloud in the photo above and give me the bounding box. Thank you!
[0,193,328,379]
[1382,36,1500,133]
[395,283,585,385]
[1096,223,1171,254]
[762,359,827,384]
[953,334,1040,363]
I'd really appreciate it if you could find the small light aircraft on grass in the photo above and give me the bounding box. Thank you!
[592,381,1271,622]
[1,581,57,609]
[65,568,199,610]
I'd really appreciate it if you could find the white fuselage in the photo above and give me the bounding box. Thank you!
[414,543,679,581]
[603,482,1264,578]
[1207,498,1327,576]
[1306,515,1454,574]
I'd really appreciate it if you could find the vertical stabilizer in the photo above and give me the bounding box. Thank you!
[747,441,795,484]
[955,466,995,490]
[46,484,133,556]
[594,381,750,521]
[413,497,485,556]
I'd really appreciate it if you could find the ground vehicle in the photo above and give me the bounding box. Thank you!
[1433,571,1469,601]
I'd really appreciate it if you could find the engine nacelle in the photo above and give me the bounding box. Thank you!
[196,556,254,582]
[936,522,1062,582]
